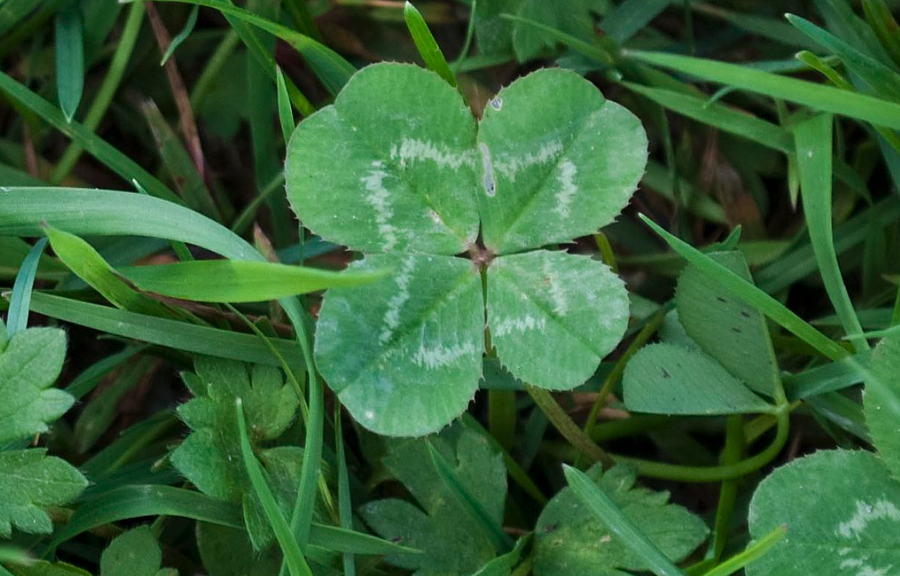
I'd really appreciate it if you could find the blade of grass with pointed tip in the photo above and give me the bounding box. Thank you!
[787,14,900,101]
[624,82,793,153]
[119,259,386,303]
[55,0,84,122]
[0,76,181,204]
[276,67,295,146]
[639,214,849,362]
[626,50,900,130]
[5,238,46,337]
[404,2,456,87]
[125,0,354,95]
[140,100,221,220]
[51,1,145,184]
[562,465,686,576]
[161,5,198,64]
[794,114,868,352]
[425,439,513,554]
[44,225,181,319]
[236,399,313,576]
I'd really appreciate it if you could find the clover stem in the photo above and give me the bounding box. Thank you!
[526,385,614,468]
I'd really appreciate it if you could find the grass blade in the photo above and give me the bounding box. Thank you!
[562,465,686,576]
[626,50,900,130]
[862,0,900,68]
[55,0,84,122]
[28,292,303,368]
[5,238,46,337]
[161,5,199,65]
[50,1,145,184]
[404,1,457,88]
[236,399,313,576]
[793,114,868,352]
[0,76,181,204]
[44,224,180,318]
[281,378,324,574]
[120,260,387,302]
[700,524,786,576]
[140,100,221,220]
[276,66,295,146]
[52,484,245,547]
[335,403,355,576]
[624,82,793,153]
[0,188,255,260]
[639,214,849,361]
[787,14,900,101]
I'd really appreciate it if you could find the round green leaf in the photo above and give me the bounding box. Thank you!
[315,253,484,436]
[863,333,900,481]
[748,450,900,576]
[486,250,629,390]
[623,343,773,415]
[676,251,779,397]
[285,63,480,255]
[477,68,647,254]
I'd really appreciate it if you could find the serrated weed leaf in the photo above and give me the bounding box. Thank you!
[0,449,88,538]
[0,327,73,444]
[360,426,507,574]
[286,63,647,435]
[863,333,900,481]
[533,464,707,575]
[170,357,298,502]
[748,450,900,576]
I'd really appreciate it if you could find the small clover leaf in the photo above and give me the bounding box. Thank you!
[623,251,778,416]
[286,63,647,436]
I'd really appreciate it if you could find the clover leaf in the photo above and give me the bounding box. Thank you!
[748,450,900,576]
[286,63,647,436]
[622,251,778,416]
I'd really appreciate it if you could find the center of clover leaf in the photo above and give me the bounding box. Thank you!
[285,62,648,437]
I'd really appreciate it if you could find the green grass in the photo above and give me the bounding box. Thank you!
[0,1,898,575]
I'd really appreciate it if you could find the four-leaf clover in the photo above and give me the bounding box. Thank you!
[285,63,647,436]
